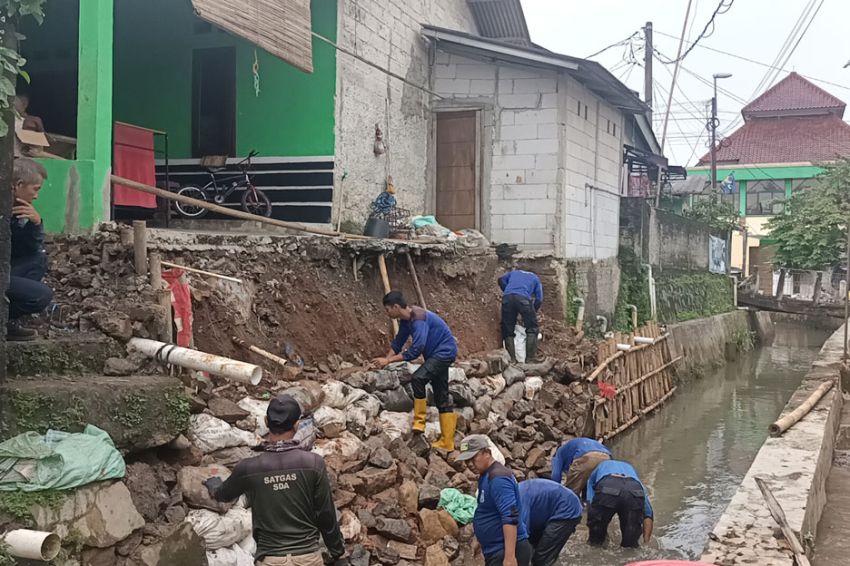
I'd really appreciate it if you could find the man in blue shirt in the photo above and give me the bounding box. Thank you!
[518,479,582,566]
[550,437,611,497]
[498,269,543,363]
[585,460,654,548]
[457,434,532,566]
[373,291,459,450]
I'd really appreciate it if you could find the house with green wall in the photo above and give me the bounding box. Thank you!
[20,0,338,232]
[688,72,850,291]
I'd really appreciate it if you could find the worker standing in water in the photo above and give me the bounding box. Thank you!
[373,291,459,451]
[518,479,582,566]
[586,459,654,548]
[550,437,612,498]
[499,269,543,363]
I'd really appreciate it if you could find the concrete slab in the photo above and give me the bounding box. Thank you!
[6,334,123,377]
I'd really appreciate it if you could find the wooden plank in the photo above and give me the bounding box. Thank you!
[754,477,812,566]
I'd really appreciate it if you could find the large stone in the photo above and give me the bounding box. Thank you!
[419,509,449,546]
[177,465,233,512]
[207,397,250,424]
[124,462,170,522]
[503,382,527,402]
[424,543,450,566]
[136,522,208,566]
[436,509,459,538]
[399,480,419,515]
[0,375,190,452]
[525,447,546,469]
[441,535,460,560]
[340,509,362,541]
[418,483,442,510]
[375,545,401,565]
[473,395,493,419]
[7,335,123,378]
[387,540,418,561]
[502,365,525,386]
[356,464,399,496]
[375,517,415,543]
[370,447,395,469]
[103,356,141,377]
[33,481,145,548]
[349,545,372,566]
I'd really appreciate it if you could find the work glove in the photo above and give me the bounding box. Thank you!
[203,476,224,497]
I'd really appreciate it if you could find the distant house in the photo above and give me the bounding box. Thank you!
[688,72,850,294]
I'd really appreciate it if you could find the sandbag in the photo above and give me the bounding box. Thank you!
[366,370,401,392]
[375,388,414,412]
[187,507,252,550]
[449,382,475,407]
[202,447,256,468]
[346,408,370,439]
[278,382,325,413]
[206,545,254,566]
[313,432,367,461]
[481,375,506,397]
[502,365,525,386]
[406,364,466,383]
[178,465,233,513]
[513,325,528,364]
[376,411,413,441]
[314,406,347,438]
[525,377,544,400]
[187,414,258,454]
[323,380,369,409]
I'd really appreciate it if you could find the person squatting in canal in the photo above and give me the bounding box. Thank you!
[204,395,346,566]
[518,479,582,566]
[458,434,533,566]
[499,269,543,363]
[586,459,654,548]
[550,437,612,498]
[373,290,459,451]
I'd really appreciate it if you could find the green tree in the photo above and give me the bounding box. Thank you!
[683,197,740,231]
[766,158,850,270]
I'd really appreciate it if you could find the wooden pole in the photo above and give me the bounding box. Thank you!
[588,351,624,382]
[232,336,288,369]
[754,477,812,566]
[378,254,399,335]
[405,252,427,310]
[133,220,148,275]
[769,380,834,437]
[148,252,172,343]
[149,252,162,290]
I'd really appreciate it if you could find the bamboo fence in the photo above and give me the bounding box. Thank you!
[590,321,681,441]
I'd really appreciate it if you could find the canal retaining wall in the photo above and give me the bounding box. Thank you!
[701,324,845,565]
[667,310,752,377]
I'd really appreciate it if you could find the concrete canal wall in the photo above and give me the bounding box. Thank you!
[701,324,845,565]
[667,310,752,378]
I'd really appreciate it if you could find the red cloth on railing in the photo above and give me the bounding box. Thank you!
[162,269,193,348]
[112,123,157,208]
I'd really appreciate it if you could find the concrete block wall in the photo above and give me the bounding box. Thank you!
[333,0,477,228]
[432,52,562,253]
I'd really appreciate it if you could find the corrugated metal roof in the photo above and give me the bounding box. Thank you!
[467,0,530,45]
[669,176,709,195]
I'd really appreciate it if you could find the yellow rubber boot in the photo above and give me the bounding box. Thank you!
[431,412,457,451]
[412,398,427,433]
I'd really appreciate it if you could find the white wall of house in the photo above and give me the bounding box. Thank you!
[333,0,477,228]
[432,51,628,258]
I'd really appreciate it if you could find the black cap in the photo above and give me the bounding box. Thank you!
[267,394,301,431]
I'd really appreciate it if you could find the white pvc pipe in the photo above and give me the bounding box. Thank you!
[616,343,632,351]
[634,336,655,345]
[129,338,263,385]
[644,264,657,321]
[2,529,61,560]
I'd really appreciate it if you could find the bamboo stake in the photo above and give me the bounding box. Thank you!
[754,477,812,566]
[588,351,624,382]
[377,254,399,335]
[161,261,243,284]
[148,252,173,343]
[232,336,288,369]
[133,220,148,275]
[405,252,427,309]
[596,357,683,401]
[769,380,834,437]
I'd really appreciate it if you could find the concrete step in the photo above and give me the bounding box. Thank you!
[0,374,189,452]
[6,334,124,377]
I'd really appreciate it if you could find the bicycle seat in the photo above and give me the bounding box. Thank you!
[199,155,228,172]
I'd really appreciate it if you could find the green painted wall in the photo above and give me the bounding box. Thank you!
[113,0,337,158]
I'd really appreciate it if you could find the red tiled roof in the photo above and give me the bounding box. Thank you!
[743,72,845,118]
[696,114,850,166]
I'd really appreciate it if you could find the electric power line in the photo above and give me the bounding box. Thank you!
[656,0,735,64]
[585,31,640,59]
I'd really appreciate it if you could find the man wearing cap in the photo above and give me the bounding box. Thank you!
[498,269,543,363]
[586,459,654,548]
[373,290,459,451]
[457,434,532,566]
[205,395,346,566]
[518,479,582,566]
[550,437,611,498]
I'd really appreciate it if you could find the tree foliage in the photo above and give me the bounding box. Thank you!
[0,0,45,137]
[766,158,850,270]
[683,196,740,231]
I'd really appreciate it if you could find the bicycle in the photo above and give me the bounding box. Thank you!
[174,150,272,218]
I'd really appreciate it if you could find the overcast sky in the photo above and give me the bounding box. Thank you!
[521,0,849,166]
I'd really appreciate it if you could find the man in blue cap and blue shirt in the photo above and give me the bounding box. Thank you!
[498,269,543,363]
[550,437,612,497]
[586,459,654,548]
[518,479,582,566]
[457,434,532,566]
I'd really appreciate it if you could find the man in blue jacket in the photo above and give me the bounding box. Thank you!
[586,459,654,548]
[498,269,543,363]
[7,158,52,341]
[373,291,459,450]
[518,479,582,566]
[457,434,532,566]
[550,437,611,497]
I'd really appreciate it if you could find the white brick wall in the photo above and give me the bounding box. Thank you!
[333,0,477,227]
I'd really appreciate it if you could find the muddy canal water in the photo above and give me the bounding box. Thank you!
[558,322,832,566]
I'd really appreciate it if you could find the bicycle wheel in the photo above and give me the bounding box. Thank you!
[175,185,209,218]
[241,187,273,217]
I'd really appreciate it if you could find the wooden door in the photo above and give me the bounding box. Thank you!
[436,111,477,231]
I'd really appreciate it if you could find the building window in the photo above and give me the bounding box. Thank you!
[577,100,581,115]
[721,191,738,209]
[613,123,617,136]
[584,105,588,120]
[746,179,785,216]
[792,178,819,192]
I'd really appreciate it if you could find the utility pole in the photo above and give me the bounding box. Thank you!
[644,22,653,122]
[710,73,732,191]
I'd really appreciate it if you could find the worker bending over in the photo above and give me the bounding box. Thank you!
[550,437,611,497]
[373,291,459,451]
[499,269,543,363]
[205,395,346,565]
[586,459,654,548]
[518,479,582,566]
[458,435,532,566]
